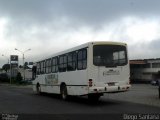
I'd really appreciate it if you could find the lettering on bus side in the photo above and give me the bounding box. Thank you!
[45,74,58,85]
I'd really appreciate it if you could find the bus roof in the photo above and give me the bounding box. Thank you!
[36,41,127,62]
[91,41,127,46]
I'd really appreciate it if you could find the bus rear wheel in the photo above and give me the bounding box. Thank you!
[60,84,68,100]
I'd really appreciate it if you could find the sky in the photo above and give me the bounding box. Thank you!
[0,0,160,67]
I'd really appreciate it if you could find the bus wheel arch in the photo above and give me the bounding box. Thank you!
[60,83,68,100]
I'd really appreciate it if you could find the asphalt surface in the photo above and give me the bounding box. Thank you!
[0,84,160,120]
[106,84,160,107]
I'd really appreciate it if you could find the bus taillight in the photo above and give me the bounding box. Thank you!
[88,79,93,87]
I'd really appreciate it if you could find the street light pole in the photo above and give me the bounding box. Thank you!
[15,48,31,80]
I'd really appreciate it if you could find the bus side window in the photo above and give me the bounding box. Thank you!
[46,60,48,74]
[46,58,52,74]
[77,49,87,70]
[59,55,67,72]
[67,51,77,71]
[37,62,40,75]
[32,65,37,79]
[52,57,58,73]
[40,61,46,74]
[44,61,46,74]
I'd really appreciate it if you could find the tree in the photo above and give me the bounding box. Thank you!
[2,64,10,72]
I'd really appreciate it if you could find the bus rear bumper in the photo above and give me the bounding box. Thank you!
[88,85,131,94]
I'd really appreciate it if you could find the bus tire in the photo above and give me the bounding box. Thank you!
[60,84,68,100]
[36,84,41,94]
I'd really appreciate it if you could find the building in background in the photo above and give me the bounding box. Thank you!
[18,68,32,80]
[18,62,33,80]
[130,58,160,83]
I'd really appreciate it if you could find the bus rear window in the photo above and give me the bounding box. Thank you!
[93,45,128,67]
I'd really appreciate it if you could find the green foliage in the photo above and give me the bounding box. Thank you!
[2,64,10,72]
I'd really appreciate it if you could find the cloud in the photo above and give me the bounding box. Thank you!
[148,39,160,57]
[1,0,160,67]
[128,39,160,59]
[1,0,160,25]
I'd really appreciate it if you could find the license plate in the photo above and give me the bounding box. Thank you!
[108,82,115,86]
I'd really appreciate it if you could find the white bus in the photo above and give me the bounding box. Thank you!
[32,41,131,101]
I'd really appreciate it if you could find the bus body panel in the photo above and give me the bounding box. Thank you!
[58,69,88,95]
[87,42,130,94]
[88,65,130,94]
[33,69,88,95]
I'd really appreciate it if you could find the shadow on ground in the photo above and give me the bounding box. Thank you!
[33,92,121,107]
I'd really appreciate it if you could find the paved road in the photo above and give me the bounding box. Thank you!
[106,84,160,107]
[0,84,160,120]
